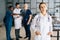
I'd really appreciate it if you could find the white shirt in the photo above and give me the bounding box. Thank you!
[13,8,22,29]
[13,8,22,19]
[31,13,53,40]
[31,13,52,32]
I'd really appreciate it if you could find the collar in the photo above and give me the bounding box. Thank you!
[39,13,48,17]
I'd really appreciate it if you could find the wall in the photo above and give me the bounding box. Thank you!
[0,0,6,24]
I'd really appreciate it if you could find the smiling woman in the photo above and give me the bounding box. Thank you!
[31,2,53,40]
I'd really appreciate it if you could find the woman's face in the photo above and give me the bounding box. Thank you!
[40,4,47,13]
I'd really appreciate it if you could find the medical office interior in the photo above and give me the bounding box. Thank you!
[0,0,60,40]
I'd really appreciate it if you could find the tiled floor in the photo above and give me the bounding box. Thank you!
[0,26,60,40]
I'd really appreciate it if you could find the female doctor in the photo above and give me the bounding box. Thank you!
[31,2,53,40]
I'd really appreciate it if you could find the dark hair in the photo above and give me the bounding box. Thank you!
[8,6,13,9]
[15,3,19,6]
[24,3,27,4]
[39,2,46,9]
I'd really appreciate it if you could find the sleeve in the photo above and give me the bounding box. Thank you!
[5,11,10,18]
[31,15,38,32]
[13,9,16,13]
[28,9,32,15]
[49,16,53,32]
[13,9,18,19]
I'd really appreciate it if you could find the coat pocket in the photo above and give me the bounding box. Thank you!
[34,35,41,40]
[46,35,51,40]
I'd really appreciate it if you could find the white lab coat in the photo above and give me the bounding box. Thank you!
[13,8,22,29]
[31,13,53,40]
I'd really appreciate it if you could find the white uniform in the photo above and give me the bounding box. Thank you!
[31,13,53,40]
[13,8,22,29]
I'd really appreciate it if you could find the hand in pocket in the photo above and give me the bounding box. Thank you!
[35,31,41,35]
[47,32,52,35]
